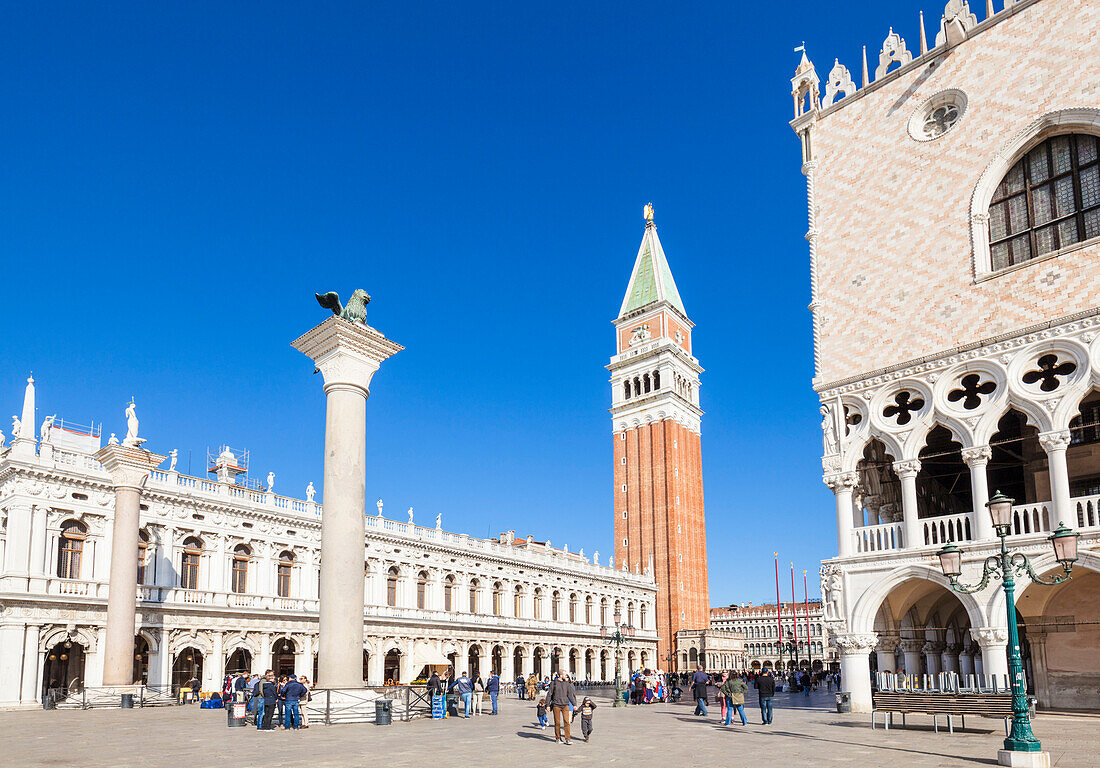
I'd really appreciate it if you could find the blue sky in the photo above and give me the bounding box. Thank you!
[0,1,932,605]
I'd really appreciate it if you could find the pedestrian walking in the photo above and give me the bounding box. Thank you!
[535,697,548,729]
[719,673,748,726]
[526,673,538,701]
[472,675,484,716]
[757,668,776,725]
[571,697,597,742]
[515,674,525,700]
[487,672,500,715]
[691,665,710,716]
[545,672,577,745]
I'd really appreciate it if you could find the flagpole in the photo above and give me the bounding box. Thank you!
[790,562,800,672]
[803,570,812,675]
[774,554,783,672]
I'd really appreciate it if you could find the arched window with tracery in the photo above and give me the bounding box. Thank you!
[277,551,294,598]
[58,520,86,579]
[988,133,1099,270]
[551,590,561,621]
[533,587,543,619]
[623,381,631,400]
[600,597,608,626]
[514,585,524,617]
[492,582,503,616]
[181,537,203,590]
[231,544,250,594]
[585,595,593,624]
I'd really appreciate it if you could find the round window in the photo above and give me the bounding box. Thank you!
[908,89,968,142]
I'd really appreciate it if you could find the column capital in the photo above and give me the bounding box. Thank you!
[972,626,1008,648]
[823,472,859,491]
[875,636,900,653]
[834,632,878,654]
[960,445,992,466]
[1038,429,1072,453]
[922,640,946,655]
[292,316,403,396]
[898,639,923,653]
[892,459,921,479]
[94,445,166,489]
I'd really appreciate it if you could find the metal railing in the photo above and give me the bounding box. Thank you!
[875,671,1011,694]
[53,685,179,710]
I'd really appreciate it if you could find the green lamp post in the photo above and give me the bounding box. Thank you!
[602,608,634,707]
[937,491,1079,760]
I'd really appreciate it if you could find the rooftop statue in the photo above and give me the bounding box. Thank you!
[122,401,146,448]
[315,289,371,324]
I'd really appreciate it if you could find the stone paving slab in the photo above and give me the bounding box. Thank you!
[4,690,1097,767]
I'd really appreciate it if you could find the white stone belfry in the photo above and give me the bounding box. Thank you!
[94,444,165,687]
[292,315,402,688]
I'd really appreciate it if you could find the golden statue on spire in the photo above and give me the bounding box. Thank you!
[643,202,654,225]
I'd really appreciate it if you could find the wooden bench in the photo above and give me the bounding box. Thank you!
[871,692,1015,734]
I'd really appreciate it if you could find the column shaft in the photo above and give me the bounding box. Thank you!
[317,385,368,688]
[963,448,994,540]
[103,485,141,686]
[21,625,41,703]
[895,462,922,549]
[1041,432,1072,525]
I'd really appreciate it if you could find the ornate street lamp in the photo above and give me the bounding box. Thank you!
[601,608,634,708]
[937,491,1079,761]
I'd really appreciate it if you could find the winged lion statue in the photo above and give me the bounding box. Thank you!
[315,289,371,324]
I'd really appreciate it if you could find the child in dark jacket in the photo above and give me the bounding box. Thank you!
[572,697,597,741]
[535,697,548,728]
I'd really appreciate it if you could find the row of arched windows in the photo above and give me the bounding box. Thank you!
[56,522,298,598]
[381,567,649,628]
[746,641,825,657]
[623,370,661,400]
[735,622,824,639]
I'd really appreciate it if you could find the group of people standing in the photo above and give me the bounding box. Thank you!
[689,665,776,726]
[425,669,501,718]
[221,670,312,731]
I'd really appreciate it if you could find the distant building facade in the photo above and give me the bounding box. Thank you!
[790,0,1100,713]
[611,205,710,668]
[711,602,835,671]
[0,388,657,707]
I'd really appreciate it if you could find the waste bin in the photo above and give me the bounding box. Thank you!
[835,692,851,713]
[227,698,248,727]
[120,693,134,709]
[1028,696,1037,719]
[376,699,392,725]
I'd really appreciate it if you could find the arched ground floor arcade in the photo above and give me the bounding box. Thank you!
[828,550,1100,713]
[0,601,656,706]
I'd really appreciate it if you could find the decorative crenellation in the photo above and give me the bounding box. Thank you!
[789,0,1030,120]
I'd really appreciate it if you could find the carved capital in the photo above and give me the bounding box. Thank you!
[892,459,921,479]
[922,641,946,655]
[834,632,878,654]
[291,316,404,397]
[898,639,924,654]
[960,445,992,466]
[875,636,900,653]
[824,472,860,492]
[94,445,166,490]
[972,627,1008,647]
[1038,430,1071,453]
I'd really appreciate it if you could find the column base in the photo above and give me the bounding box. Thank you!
[998,749,1050,768]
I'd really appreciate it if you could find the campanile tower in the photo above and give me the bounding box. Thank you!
[610,204,709,664]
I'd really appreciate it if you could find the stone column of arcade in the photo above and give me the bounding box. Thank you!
[94,445,165,697]
[835,633,877,713]
[293,305,403,693]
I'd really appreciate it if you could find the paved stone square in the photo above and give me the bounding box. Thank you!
[5,689,1097,767]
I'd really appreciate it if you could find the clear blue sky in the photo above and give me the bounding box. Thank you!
[0,1,930,605]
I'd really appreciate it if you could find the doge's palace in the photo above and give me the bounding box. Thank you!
[0,379,657,707]
[790,0,1100,713]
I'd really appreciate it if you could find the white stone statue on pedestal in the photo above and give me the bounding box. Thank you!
[267,472,275,493]
[435,513,442,530]
[40,415,56,444]
[608,554,614,568]
[108,433,119,445]
[407,507,414,524]
[11,415,21,439]
[821,405,839,455]
[593,551,599,565]
[168,449,178,472]
[0,429,5,452]
[306,482,316,502]
[122,401,145,448]
[376,499,383,517]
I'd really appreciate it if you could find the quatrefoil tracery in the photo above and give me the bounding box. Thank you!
[883,390,925,426]
[1022,354,1077,393]
[947,373,997,410]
